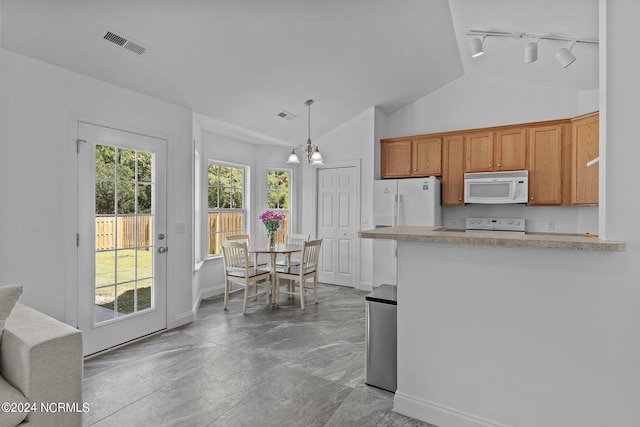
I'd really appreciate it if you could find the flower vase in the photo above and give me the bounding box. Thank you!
[268,230,277,249]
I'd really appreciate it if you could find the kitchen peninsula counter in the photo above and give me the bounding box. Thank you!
[359,225,625,252]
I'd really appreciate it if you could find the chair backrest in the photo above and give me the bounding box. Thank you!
[225,234,251,246]
[221,240,250,276]
[300,239,322,271]
[286,233,310,246]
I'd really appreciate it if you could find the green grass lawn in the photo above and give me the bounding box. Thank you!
[95,249,153,315]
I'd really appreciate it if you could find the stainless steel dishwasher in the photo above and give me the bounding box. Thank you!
[365,284,397,392]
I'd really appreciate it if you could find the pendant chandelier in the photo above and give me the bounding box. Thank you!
[286,99,324,166]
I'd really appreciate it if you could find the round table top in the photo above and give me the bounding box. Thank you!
[248,244,303,254]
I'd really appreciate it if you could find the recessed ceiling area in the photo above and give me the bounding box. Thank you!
[0,0,598,145]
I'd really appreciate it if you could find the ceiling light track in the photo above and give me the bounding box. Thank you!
[467,30,598,45]
[467,29,598,67]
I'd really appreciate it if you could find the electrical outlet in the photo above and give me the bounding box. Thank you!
[546,220,555,232]
[451,219,458,227]
[361,219,369,228]
[176,222,186,234]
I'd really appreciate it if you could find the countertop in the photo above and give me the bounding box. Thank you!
[359,226,626,252]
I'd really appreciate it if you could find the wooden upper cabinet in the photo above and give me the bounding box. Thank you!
[528,124,564,206]
[413,137,442,176]
[381,140,412,178]
[380,137,441,178]
[496,128,527,171]
[571,112,599,205]
[442,134,465,205]
[465,132,495,172]
[465,129,527,173]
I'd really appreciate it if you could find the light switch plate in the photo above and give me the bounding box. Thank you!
[176,222,186,234]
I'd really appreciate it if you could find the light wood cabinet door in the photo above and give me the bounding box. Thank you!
[381,140,412,178]
[528,125,563,205]
[413,137,442,176]
[442,134,465,205]
[571,113,599,205]
[496,128,527,171]
[465,132,495,172]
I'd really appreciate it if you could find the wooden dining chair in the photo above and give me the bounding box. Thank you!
[276,233,310,267]
[224,234,266,268]
[274,239,322,309]
[221,240,271,314]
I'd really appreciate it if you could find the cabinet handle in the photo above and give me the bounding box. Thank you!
[406,169,411,172]
[497,164,501,167]
[530,197,534,200]
[488,164,492,168]
[458,197,462,201]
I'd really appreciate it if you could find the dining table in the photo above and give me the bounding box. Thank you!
[248,243,303,302]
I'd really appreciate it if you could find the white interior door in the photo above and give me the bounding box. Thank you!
[77,122,167,356]
[317,167,356,287]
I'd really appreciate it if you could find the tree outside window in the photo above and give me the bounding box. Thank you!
[208,162,246,255]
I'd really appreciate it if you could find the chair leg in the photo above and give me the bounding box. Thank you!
[223,279,230,310]
[265,280,271,305]
[274,276,280,306]
[314,274,318,304]
[300,278,306,310]
[243,284,249,314]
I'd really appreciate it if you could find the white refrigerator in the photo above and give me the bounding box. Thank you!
[372,176,442,287]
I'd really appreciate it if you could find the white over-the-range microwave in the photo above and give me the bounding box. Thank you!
[464,170,528,204]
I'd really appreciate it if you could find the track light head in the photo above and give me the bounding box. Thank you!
[524,40,539,63]
[555,41,577,68]
[470,36,486,58]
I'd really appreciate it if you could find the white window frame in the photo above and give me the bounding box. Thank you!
[207,160,248,258]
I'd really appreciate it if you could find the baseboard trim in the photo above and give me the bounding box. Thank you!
[358,281,373,292]
[193,284,225,314]
[394,391,510,427]
[172,310,194,328]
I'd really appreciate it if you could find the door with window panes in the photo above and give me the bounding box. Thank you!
[77,122,167,356]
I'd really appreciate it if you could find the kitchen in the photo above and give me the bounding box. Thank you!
[356,1,636,426]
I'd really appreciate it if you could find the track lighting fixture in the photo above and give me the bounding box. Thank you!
[470,35,486,58]
[524,39,539,63]
[555,41,577,68]
[467,30,597,68]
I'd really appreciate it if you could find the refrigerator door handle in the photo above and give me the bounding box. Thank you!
[393,194,398,227]
[397,194,402,226]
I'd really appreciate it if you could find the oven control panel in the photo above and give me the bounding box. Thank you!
[465,217,525,233]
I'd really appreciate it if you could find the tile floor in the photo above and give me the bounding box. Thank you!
[83,283,434,426]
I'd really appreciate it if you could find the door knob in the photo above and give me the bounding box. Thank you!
[158,233,165,240]
[158,247,168,254]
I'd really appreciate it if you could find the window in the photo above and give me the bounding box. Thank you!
[207,162,246,256]
[266,169,290,244]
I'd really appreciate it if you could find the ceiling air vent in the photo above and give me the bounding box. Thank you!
[277,110,297,121]
[100,28,149,56]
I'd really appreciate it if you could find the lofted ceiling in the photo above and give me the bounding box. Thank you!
[0,0,598,146]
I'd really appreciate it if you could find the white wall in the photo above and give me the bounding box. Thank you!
[301,107,376,289]
[393,1,640,425]
[384,75,598,234]
[0,48,193,328]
